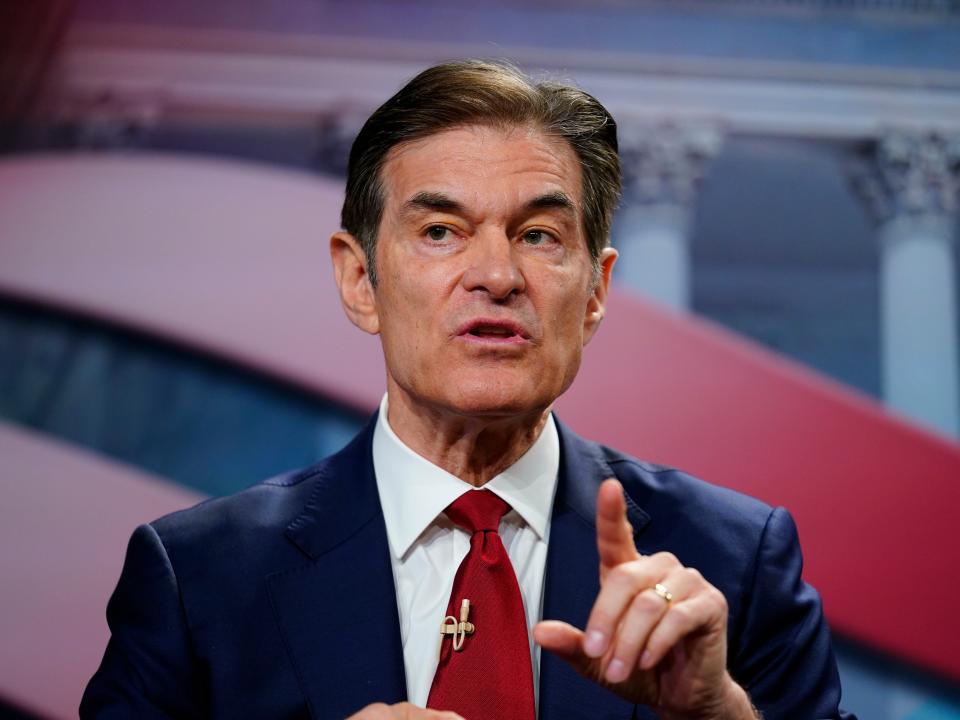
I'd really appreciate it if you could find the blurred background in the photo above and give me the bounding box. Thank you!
[1,1,959,718]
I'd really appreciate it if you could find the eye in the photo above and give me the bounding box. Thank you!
[426,225,450,242]
[522,229,554,246]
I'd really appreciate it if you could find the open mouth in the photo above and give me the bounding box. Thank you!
[457,319,530,343]
[469,324,517,338]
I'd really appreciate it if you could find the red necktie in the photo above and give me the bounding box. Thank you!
[427,490,536,720]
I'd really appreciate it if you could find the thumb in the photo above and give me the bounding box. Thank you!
[596,478,637,571]
[533,621,595,677]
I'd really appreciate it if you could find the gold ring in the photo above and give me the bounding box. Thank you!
[653,583,673,603]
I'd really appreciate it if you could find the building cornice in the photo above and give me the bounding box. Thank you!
[57,24,960,141]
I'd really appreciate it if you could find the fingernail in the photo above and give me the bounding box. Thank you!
[584,630,606,657]
[606,658,627,683]
[640,650,654,669]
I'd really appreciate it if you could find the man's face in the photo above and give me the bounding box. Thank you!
[355,124,614,420]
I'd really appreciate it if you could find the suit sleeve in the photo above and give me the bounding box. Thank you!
[80,523,207,719]
[731,507,856,720]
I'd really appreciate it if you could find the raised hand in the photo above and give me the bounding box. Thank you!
[534,479,757,719]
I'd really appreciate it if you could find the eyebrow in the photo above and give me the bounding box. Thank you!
[525,191,576,216]
[401,190,576,217]
[402,191,463,215]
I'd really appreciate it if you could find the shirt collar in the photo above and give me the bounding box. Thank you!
[373,394,559,561]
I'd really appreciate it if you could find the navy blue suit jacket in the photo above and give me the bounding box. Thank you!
[82,416,853,719]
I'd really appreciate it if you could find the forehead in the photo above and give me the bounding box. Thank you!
[380,124,583,211]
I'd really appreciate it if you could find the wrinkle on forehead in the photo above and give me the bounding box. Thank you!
[382,124,583,219]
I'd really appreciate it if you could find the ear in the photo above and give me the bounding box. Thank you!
[330,231,380,335]
[583,246,617,346]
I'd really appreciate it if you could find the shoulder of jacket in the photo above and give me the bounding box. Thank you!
[599,443,775,530]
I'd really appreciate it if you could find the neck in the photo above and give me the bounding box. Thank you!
[385,387,551,488]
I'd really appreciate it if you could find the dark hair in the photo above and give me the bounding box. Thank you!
[341,59,621,285]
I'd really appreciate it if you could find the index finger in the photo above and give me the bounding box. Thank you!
[596,478,638,570]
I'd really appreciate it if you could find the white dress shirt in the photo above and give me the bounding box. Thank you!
[372,394,560,709]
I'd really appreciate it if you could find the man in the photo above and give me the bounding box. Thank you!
[82,60,853,719]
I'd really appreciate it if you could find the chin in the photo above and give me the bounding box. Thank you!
[443,374,558,419]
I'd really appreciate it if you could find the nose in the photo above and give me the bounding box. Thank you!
[461,231,525,301]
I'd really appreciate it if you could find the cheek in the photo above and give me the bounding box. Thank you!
[378,285,443,372]
[550,288,589,344]
[537,297,587,386]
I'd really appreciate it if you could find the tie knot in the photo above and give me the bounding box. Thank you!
[445,489,510,534]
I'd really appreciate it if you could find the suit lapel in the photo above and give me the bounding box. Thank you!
[268,420,407,719]
[539,421,650,720]
[266,416,654,718]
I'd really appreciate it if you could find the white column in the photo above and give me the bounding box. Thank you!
[858,132,960,438]
[617,203,691,308]
[614,121,721,310]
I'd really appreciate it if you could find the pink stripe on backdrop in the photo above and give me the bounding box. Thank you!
[0,421,204,720]
[0,153,385,412]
